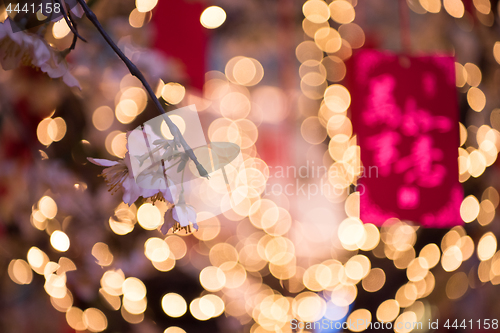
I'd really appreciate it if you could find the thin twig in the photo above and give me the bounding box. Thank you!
[68,12,79,50]
[75,0,208,179]
[54,0,87,43]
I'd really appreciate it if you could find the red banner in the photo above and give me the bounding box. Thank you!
[349,49,463,227]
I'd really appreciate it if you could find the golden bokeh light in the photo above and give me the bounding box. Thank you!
[394,311,418,333]
[296,41,324,63]
[46,117,67,142]
[83,308,108,332]
[467,87,486,112]
[200,266,226,292]
[122,277,147,301]
[123,296,147,315]
[303,0,330,23]
[473,0,491,14]
[322,55,347,82]
[301,116,327,144]
[444,0,465,18]
[293,292,326,322]
[314,27,342,53]
[406,257,429,282]
[164,235,187,259]
[460,195,480,223]
[441,245,463,272]
[39,196,57,219]
[164,327,187,333]
[446,271,468,299]
[330,283,357,307]
[144,237,170,263]
[455,62,467,87]
[220,92,251,119]
[464,63,482,87]
[66,307,87,331]
[419,0,442,13]
[494,42,500,65]
[105,131,127,158]
[136,0,158,13]
[324,84,351,113]
[27,246,49,275]
[362,267,385,292]
[52,290,74,312]
[200,6,226,29]
[53,18,71,39]
[50,230,70,252]
[93,106,114,131]
[162,293,187,318]
[338,23,365,49]
[329,0,355,24]
[92,242,114,266]
[161,82,186,105]
[129,8,147,28]
[161,115,186,140]
[347,309,371,332]
[376,299,400,322]
[99,288,121,311]
[8,259,33,285]
[101,269,125,296]
[477,232,497,261]
[200,294,225,318]
[233,57,264,86]
[419,243,440,269]
[137,203,162,230]
[303,18,329,38]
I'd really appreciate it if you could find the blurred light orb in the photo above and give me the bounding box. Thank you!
[39,196,57,219]
[83,308,108,332]
[303,0,330,23]
[376,299,400,322]
[111,132,128,158]
[8,259,33,285]
[122,277,147,301]
[47,117,67,142]
[200,6,226,29]
[467,87,486,112]
[129,8,147,28]
[161,115,186,140]
[477,232,497,261]
[200,294,224,317]
[53,18,71,39]
[314,27,342,53]
[190,298,211,321]
[66,307,87,331]
[162,293,187,318]
[51,231,70,252]
[329,0,355,24]
[460,195,480,223]
[419,0,442,13]
[347,309,371,332]
[137,203,162,230]
[161,83,186,105]
[199,266,226,291]
[93,106,114,131]
[494,42,500,65]
[164,328,187,333]
[136,0,158,13]
[443,0,464,17]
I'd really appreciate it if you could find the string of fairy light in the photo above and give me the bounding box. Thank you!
[5,0,500,332]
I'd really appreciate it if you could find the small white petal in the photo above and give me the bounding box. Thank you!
[87,157,119,167]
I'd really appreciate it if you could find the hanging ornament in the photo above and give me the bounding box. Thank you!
[349,49,463,227]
